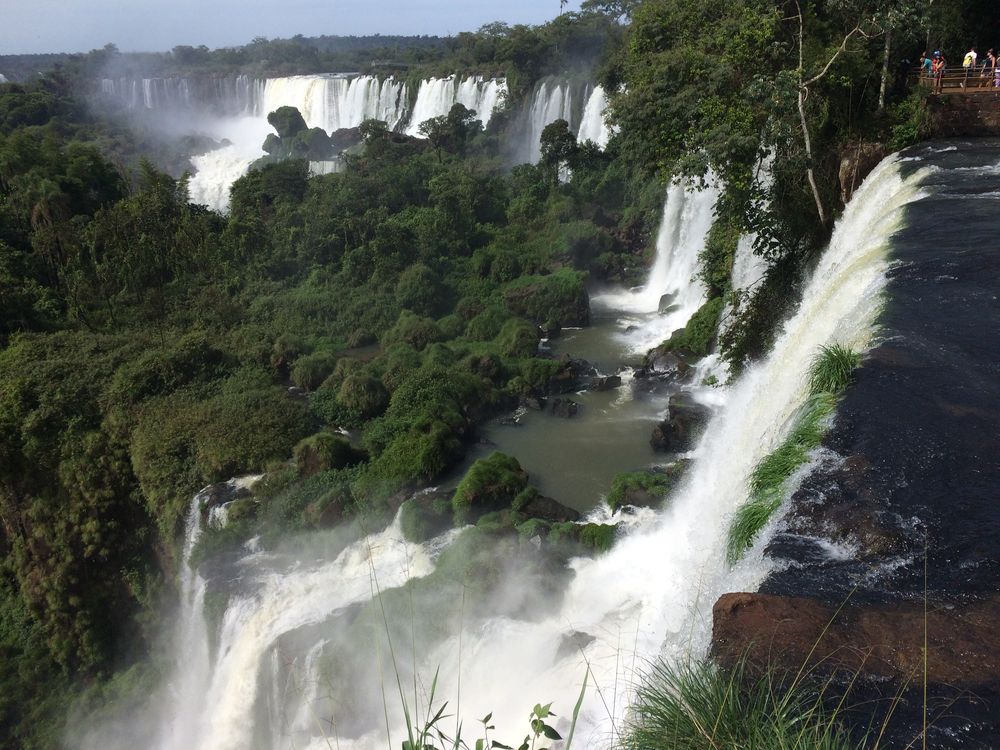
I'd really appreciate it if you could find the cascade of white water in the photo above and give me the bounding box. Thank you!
[99,75,261,115]
[522,79,578,163]
[261,75,410,133]
[157,493,212,750]
[404,75,506,136]
[98,154,928,750]
[339,153,918,749]
[187,115,273,212]
[576,85,612,148]
[596,177,721,354]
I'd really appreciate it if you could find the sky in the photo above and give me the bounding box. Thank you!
[1,0,584,55]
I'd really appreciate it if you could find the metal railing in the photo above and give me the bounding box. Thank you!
[913,64,1000,93]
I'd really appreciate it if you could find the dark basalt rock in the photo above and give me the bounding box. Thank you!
[521,395,547,411]
[513,488,580,523]
[544,355,598,394]
[549,397,579,418]
[199,481,251,514]
[650,392,711,452]
[588,375,622,391]
[657,292,677,313]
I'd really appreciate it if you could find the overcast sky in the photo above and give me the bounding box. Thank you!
[2,0,584,55]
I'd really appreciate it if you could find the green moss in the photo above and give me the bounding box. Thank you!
[660,297,725,357]
[451,452,528,525]
[579,523,617,553]
[727,348,858,563]
[700,211,740,298]
[607,466,685,512]
[293,432,359,476]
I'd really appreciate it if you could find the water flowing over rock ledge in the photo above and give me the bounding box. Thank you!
[712,141,1000,746]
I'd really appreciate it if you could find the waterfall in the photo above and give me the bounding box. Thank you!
[404,75,506,135]
[99,75,261,116]
[576,85,612,148]
[596,177,721,354]
[88,154,930,750]
[157,492,213,750]
[260,75,410,133]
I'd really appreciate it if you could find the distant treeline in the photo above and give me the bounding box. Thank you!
[0,13,622,100]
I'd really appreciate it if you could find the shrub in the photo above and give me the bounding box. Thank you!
[379,343,423,392]
[395,263,443,317]
[465,304,508,340]
[501,269,589,326]
[293,432,359,476]
[337,373,389,418]
[622,657,855,750]
[437,313,465,339]
[495,318,540,358]
[291,350,338,391]
[382,310,443,351]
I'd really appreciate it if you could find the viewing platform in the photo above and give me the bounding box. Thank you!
[913,67,1000,136]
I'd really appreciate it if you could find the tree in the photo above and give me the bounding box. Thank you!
[539,119,579,181]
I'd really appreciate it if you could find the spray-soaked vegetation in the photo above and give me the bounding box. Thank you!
[727,345,861,563]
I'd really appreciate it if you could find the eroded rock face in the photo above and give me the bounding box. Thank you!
[839,142,886,205]
[650,392,711,452]
[712,592,1000,687]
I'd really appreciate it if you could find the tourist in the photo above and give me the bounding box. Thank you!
[983,49,997,88]
[933,51,946,94]
[962,46,977,88]
[921,51,933,83]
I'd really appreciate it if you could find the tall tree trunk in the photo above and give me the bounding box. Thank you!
[878,28,892,113]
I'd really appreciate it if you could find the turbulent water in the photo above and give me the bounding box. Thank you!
[79,153,934,750]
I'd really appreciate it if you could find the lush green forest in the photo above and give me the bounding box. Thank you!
[1,0,996,746]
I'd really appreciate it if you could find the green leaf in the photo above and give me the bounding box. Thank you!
[482,713,493,724]
[541,724,562,740]
[491,742,512,750]
[476,739,485,750]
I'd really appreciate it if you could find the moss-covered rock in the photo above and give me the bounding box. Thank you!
[267,105,308,139]
[293,432,359,477]
[655,296,725,358]
[607,461,690,512]
[547,521,619,554]
[511,486,580,523]
[399,491,454,543]
[451,452,528,525]
[337,373,388,419]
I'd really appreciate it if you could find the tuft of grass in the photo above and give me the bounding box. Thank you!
[727,347,858,563]
[621,656,856,750]
[809,345,860,396]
